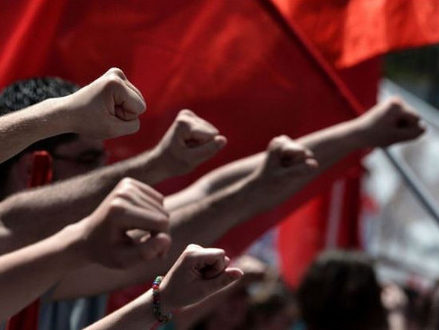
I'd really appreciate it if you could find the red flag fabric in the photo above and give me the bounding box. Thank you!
[270,0,439,68]
[278,165,364,288]
[0,0,431,315]
[0,0,367,312]
[6,151,53,330]
[0,0,365,254]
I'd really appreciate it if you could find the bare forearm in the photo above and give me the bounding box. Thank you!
[0,225,82,321]
[53,179,254,299]
[166,116,367,210]
[0,98,70,164]
[0,148,164,253]
[53,118,369,298]
[85,290,156,330]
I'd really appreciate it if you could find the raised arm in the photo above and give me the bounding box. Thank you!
[0,178,170,321]
[0,110,225,253]
[0,68,145,164]
[52,99,425,299]
[85,244,242,330]
[165,98,425,210]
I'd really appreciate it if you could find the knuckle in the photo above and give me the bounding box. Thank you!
[176,115,192,128]
[187,243,202,251]
[103,75,124,90]
[108,198,128,214]
[119,177,136,188]
[107,67,125,78]
[179,109,195,117]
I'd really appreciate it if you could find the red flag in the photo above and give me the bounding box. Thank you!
[0,0,431,311]
[271,0,439,68]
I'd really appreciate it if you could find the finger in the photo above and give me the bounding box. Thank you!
[176,113,219,141]
[396,112,420,128]
[118,181,166,214]
[137,232,172,260]
[108,117,141,137]
[105,67,127,80]
[118,204,169,233]
[201,254,229,279]
[188,248,227,278]
[201,267,243,295]
[114,82,146,120]
[280,159,319,176]
[187,135,227,161]
[126,179,164,205]
[122,190,168,218]
[279,147,308,167]
[114,178,163,209]
[124,79,145,105]
[105,68,146,104]
[397,127,426,141]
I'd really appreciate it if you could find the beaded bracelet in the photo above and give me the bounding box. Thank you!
[152,276,172,324]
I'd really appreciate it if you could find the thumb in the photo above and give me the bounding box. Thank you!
[137,233,172,260]
[113,82,146,120]
[108,118,140,138]
[200,267,243,295]
[188,135,227,161]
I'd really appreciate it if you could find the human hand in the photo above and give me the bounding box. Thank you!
[63,67,146,139]
[250,135,318,187]
[160,244,243,311]
[357,98,426,147]
[75,178,171,269]
[155,110,227,176]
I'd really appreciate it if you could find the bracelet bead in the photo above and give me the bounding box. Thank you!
[151,276,172,324]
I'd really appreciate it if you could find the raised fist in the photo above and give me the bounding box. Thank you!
[358,98,426,147]
[159,244,243,311]
[77,177,171,269]
[156,110,227,176]
[252,135,318,185]
[63,67,146,139]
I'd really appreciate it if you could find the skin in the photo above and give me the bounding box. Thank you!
[52,98,426,299]
[0,109,226,253]
[0,178,170,322]
[85,244,243,330]
[0,67,145,164]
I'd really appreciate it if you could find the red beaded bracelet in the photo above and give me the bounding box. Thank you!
[152,276,172,324]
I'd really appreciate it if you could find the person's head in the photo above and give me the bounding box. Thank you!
[0,77,106,197]
[246,279,299,330]
[297,250,387,330]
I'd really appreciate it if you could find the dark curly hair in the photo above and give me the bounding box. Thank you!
[0,77,80,189]
[297,250,387,330]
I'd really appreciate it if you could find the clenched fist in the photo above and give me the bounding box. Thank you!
[252,135,318,184]
[62,67,146,139]
[357,98,426,147]
[75,178,171,269]
[155,110,227,176]
[159,244,243,312]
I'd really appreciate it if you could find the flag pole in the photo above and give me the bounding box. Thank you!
[382,148,439,225]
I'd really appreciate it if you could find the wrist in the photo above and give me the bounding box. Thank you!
[138,147,170,185]
[158,276,178,314]
[349,117,373,149]
[54,222,90,269]
[39,96,77,135]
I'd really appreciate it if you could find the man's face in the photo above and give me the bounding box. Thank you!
[50,136,106,181]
